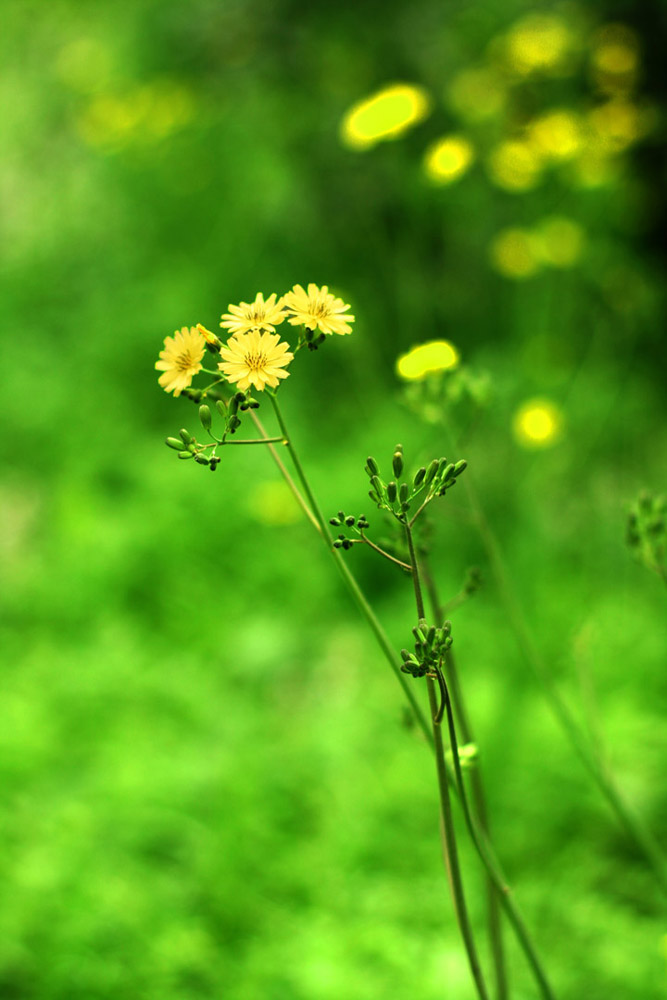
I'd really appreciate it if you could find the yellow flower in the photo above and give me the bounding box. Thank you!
[220,292,287,336]
[340,83,430,150]
[396,341,460,380]
[284,284,355,336]
[218,330,293,392]
[155,326,206,396]
[513,399,563,448]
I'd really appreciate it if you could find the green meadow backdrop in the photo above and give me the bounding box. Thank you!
[1,1,665,997]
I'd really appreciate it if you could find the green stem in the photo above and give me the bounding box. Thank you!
[360,532,412,572]
[405,522,490,1000]
[260,394,554,996]
[442,420,667,893]
[421,556,508,1000]
[267,393,434,748]
[222,437,286,445]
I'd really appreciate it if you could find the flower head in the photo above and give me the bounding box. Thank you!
[220,292,287,336]
[155,326,206,396]
[284,283,355,336]
[218,329,294,392]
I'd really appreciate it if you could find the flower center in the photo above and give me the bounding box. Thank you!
[311,301,330,318]
[177,350,196,372]
[244,351,268,371]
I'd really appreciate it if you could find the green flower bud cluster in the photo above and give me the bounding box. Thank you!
[627,490,666,579]
[303,327,328,351]
[365,445,467,522]
[165,427,222,471]
[400,619,453,678]
[330,511,369,549]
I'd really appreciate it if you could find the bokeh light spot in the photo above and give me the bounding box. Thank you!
[529,109,583,160]
[534,217,585,268]
[247,481,300,526]
[424,136,474,185]
[447,67,507,121]
[505,14,573,75]
[396,341,460,380]
[513,399,563,448]
[490,229,541,280]
[340,84,430,150]
[488,140,543,191]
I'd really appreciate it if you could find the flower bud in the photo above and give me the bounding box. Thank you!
[425,459,439,484]
[413,467,426,487]
[179,428,193,444]
[366,456,379,476]
[199,404,212,431]
[178,451,193,459]
[215,400,227,416]
[166,437,185,450]
[399,483,409,504]
[392,452,403,477]
[345,515,356,527]
[387,481,397,503]
[195,454,210,465]
[330,517,342,526]
[453,459,467,476]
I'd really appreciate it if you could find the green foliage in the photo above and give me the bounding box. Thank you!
[0,0,665,997]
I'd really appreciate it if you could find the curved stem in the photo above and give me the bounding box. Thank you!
[267,393,434,748]
[405,521,490,1000]
[421,555,507,1000]
[442,680,557,1000]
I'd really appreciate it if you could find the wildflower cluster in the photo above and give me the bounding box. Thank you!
[401,619,453,678]
[329,512,370,550]
[156,284,354,468]
[626,490,666,582]
[365,444,467,522]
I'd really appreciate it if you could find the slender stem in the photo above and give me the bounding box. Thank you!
[222,437,286,445]
[259,393,555,996]
[248,409,320,532]
[442,420,667,892]
[360,532,412,572]
[421,555,508,1000]
[442,681,557,1000]
[405,522,490,1000]
[267,393,434,748]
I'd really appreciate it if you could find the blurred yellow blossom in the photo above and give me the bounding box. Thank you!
[218,330,294,392]
[533,217,585,267]
[587,99,644,153]
[488,140,544,191]
[447,67,507,121]
[490,229,542,280]
[513,399,563,448]
[396,341,460,380]
[505,13,574,75]
[155,326,206,397]
[247,481,301,526]
[528,109,583,160]
[284,284,355,336]
[424,136,475,184]
[220,293,287,336]
[591,24,640,93]
[340,83,430,149]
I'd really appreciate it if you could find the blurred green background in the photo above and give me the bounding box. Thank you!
[1,0,665,997]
